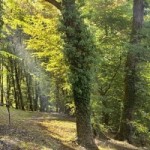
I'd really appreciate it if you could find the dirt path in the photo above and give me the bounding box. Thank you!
[0,111,79,150]
[0,109,147,150]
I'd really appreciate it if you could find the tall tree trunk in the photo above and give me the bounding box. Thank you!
[0,0,3,33]
[6,71,11,104]
[46,0,98,148]
[47,0,98,148]
[26,73,33,111]
[0,0,3,104]
[33,82,39,111]
[0,58,4,104]
[116,0,144,143]
[10,58,18,109]
[12,74,18,109]
[61,0,98,149]
[55,80,61,112]
[14,61,24,110]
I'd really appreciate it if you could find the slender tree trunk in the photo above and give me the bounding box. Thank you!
[55,80,61,112]
[0,0,3,104]
[6,71,11,104]
[40,95,46,112]
[14,61,24,110]
[34,83,39,111]
[12,75,18,109]
[59,89,65,113]
[116,0,144,143]
[0,58,4,104]
[26,73,33,111]
[10,59,18,109]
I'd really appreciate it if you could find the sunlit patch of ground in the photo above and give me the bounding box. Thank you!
[39,120,76,142]
[0,106,148,150]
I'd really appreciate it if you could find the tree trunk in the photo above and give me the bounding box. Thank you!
[10,59,18,109]
[40,95,48,112]
[74,83,97,149]
[116,0,144,143]
[26,73,33,111]
[55,81,60,112]
[14,61,24,110]
[12,75,18,109]
[0,58,4,104]
[33,82,39,111]
[61,0,98,149]
[0,0,3,104]
[46,0,98,148]
[6,71,11,104]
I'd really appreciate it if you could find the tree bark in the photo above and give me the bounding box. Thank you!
[0,0,3,104]
[14,61,25,110]
[26,73,33,111]
[0,58,4,104]
[33,82,39,111]
[6,71,11,104]
[55,81,60,112]
[9,58,19,109]
[116,0,144,143]
[45,0,61,10]
[46,0,98,149]
[62,0,98,149]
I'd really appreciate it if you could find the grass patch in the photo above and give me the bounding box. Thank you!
[0,107,141,150]
[39,120,76,142]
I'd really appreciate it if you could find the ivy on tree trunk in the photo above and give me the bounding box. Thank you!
[46,0,98,149]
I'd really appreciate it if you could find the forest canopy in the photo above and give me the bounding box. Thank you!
[0,0,150,149]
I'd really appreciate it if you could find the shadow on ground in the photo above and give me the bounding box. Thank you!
[0,113,76,150]
[0,112,146,150]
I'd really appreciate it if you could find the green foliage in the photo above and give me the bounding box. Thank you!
[84,0,130,132]
[0,51,19,59]
[0,0,3,29]
[65,101,75,115]
[61,0,96,89]
[0,0,150,147]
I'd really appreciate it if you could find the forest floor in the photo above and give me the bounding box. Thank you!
[0,107,148,150]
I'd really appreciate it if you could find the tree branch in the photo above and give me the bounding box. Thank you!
[45,0,61,10]
[98,56,122,96]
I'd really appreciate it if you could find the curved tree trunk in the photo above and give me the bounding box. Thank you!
[46,0,98,149]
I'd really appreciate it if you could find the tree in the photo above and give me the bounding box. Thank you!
[0,0,2,33]
[46,0,98,149]
[116,0,144,143]
[2,0,52,111]
[87,0,130,127]
[0,0,4,105]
